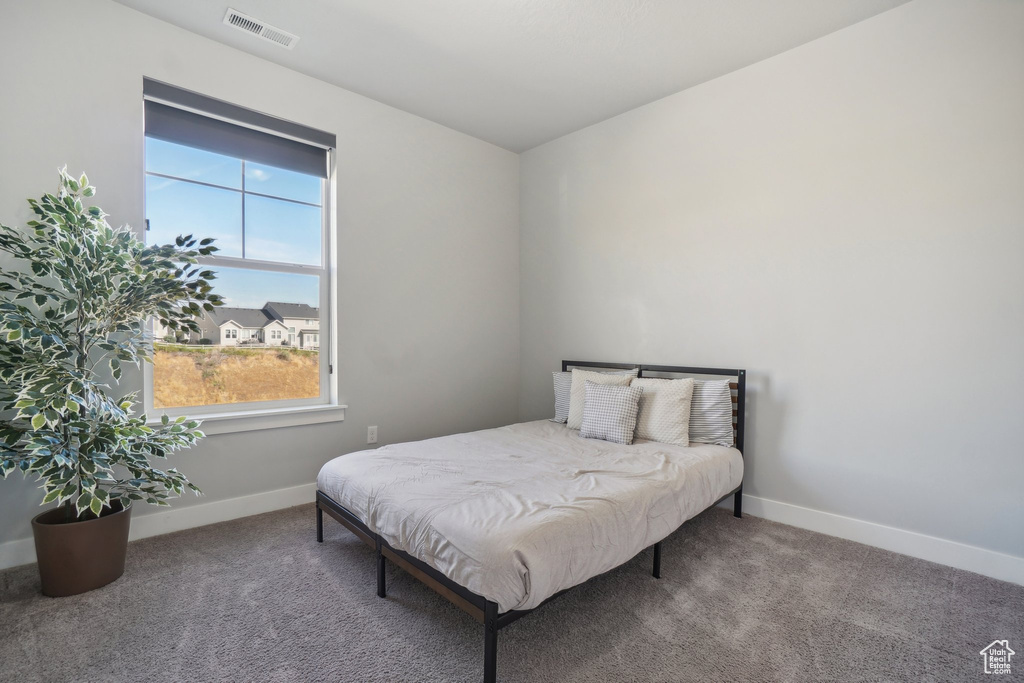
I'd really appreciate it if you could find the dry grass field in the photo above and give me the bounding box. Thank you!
[153,345,319,408]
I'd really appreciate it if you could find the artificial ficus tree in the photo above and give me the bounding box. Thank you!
[0,168,223,520]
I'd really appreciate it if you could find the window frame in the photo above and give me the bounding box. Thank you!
[141,91,341,432]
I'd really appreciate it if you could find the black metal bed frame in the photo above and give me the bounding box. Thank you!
[315,361,746,682]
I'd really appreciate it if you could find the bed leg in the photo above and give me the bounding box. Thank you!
[652,542,662,579]
[483,601,498,683]
[734,488,743,518]
[316,504,323,543]
[376,540,387,599]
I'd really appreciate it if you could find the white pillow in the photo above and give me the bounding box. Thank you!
[566,368,638,430]
[689,379,735,446]
[630,377,695,446]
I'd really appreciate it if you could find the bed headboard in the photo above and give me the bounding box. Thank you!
[560,360,746,454]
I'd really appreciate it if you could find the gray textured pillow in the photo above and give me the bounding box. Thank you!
[580,381,643,445]
[566,368,639,430]
[689,379,734,446]
[551,371,572,423]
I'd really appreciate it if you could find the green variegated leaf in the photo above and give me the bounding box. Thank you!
[75,492,93,517]
[31,413,45,430]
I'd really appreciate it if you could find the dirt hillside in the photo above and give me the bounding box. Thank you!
[153,346,319,408]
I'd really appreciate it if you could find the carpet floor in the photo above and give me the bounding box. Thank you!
[1,504,1021,682]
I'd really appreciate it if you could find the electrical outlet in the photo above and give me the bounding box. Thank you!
[367,425,378,444]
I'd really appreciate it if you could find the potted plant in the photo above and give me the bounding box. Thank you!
[0,169,222,596]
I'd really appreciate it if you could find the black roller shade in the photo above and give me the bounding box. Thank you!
[143,79,333,178]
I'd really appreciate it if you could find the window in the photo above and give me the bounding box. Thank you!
[143,79,335,416]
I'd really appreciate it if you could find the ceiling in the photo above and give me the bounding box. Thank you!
[113,0,910,152]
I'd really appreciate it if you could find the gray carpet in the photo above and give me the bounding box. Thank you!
[1,505,1021,682]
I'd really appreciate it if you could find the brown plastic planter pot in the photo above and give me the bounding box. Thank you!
[31,500,132,597]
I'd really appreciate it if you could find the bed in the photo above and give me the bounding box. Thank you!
[315,361,746,682]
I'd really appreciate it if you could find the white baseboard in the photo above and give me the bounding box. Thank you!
[0,482,316,571]
[723,493,1024,586]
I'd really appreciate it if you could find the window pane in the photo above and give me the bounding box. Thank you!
[145,138,242,189]
[152,267,321,409]
[244,195,321,266]
[145,176,242,257]
[244,162,321,204]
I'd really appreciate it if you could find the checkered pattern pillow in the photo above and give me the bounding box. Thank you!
[551,371,572,423]
[566,368,638,430]
[580,381,643,445]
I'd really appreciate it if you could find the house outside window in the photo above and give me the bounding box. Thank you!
[143,79,335,418]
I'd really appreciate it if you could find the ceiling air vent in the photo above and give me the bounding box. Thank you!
[223,9,299,50]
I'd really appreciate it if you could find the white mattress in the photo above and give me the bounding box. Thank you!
[317,420,743,612]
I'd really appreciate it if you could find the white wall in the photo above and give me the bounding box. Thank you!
[519,0,1024,565]
[0,0,519,559]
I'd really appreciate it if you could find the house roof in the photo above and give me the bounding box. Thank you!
[264,301,319,322]
[205,302,319,329]
[210,307,272,329]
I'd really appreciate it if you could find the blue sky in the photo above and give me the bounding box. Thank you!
[145,138,322,309]
[210,267,319,309]
[145,138,321,264]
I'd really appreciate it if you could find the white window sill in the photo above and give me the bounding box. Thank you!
[147,404,346,436]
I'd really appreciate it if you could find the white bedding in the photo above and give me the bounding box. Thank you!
[317,419,743,612]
